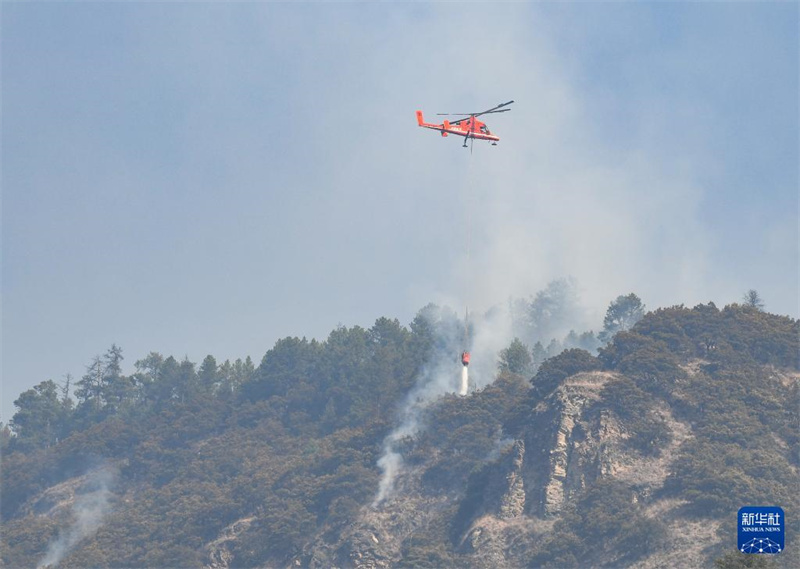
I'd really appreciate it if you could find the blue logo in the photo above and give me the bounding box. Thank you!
[738,506,784,554]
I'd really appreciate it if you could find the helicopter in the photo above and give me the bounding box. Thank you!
[416,100,514,150]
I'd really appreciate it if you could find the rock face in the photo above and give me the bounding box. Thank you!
[528,372,618,516]
[204,517,255,569]
[498,440,525,519]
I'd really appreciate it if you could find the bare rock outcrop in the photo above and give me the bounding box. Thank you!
[204,516,255,569]
[498,439,525,519]
[532,372,618,516]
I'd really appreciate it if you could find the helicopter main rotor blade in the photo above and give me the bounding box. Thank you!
[451,107,509,126]
[490,100,515,111]
[436,101,513,126]
[471,100,514,119]
[437,101,513,116]
[436,110,508,119]
[438,114,474,125]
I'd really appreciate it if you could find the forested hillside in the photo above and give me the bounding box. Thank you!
[1,299,797,568]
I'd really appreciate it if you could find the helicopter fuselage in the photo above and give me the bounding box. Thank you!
[416,111,500,142]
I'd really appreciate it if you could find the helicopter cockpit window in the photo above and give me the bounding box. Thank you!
[480,125,489,134]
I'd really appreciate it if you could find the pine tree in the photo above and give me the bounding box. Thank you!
[75,355,105,416]
[742,289,765,310]
[198,355,219,393]
[11,380,69,449]
[531,341,548,371]
[134,352,164,407]
[101,344,132,414]
[499,338,533,376]
[600,293,645,343]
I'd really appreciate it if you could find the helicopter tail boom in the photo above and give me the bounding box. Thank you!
[417,110,444,130]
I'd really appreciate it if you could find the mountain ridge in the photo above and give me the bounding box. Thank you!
[2,301,797,568]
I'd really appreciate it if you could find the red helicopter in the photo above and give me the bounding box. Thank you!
[416,100,514,150]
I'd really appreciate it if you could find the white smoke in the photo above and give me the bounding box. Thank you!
[37,464,117,568]
[372,283,603,507]
[467,301,516,388]
[372,304,516,506]
[372,363,458,505]
[373,307,465,506]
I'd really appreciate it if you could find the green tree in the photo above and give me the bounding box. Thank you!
[198,355,219,392]
[499,338,533,376]
[0,421,11,455]
[10,380,71,449]
[369,316,409,349]
[409,304,438,358]
[101,344,134,414]
[600,293,646,343]
[243,337,320,401]
[173,357,199,403]
[531,341,547,370]
[216,357,254,396]
[75,355,105,414]
[526,278,582,343]
[239,356,255,384]
[133,351,164,407]
[545,338,562,358]
[742,289,765,310]
[366,317,415,414]
[218,359,234,395]
[73,346,133,420]
[145,355,180,407]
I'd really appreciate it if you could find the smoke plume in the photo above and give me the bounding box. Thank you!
[373,281,604,507]
[373,303,520,506]
[37,464,117,568]
[372,306,465,506]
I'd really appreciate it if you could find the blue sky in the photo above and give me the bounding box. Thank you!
[2,2,797,420]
